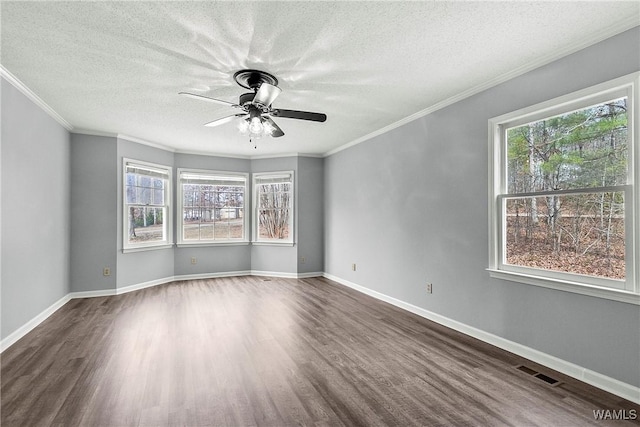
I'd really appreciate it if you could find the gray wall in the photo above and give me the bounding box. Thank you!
[173,153,252,276]
[323,27,640,387]
[70,134,117,292]
[250,157,299,274]
[116,137,175,288]
[1,78,71,339]
[297,156,324,274]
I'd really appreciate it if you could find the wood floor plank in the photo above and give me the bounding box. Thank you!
[2,276,639,426]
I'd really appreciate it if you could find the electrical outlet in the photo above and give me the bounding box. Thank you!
[352,263,357,271]
[426,283,432,294]
[103,267,111,277]
[300,256,306,264]
[191,257,197,265]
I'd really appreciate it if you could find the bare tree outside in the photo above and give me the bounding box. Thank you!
[505,97,628,279]
[256,180,292,240]
[259,185,290,239]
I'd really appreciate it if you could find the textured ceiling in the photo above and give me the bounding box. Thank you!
[1,1,639,157]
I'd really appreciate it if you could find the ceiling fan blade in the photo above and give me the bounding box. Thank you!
[271,109,327,122]
[204,113,247,127]
[253,83,281,107]
[179,92,241,108]
[263,116,285,138]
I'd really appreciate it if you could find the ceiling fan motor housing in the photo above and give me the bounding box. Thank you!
[239,92,256,106]
[233,69,279,90]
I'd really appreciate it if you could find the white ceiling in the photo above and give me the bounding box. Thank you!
[2,1,638,158]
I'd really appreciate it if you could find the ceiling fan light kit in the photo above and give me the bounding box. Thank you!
[180,69,327,148]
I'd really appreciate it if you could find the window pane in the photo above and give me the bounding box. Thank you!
[127,173,165,206]
[505,192,625,279]
[180,177,246,242]
[200,223,214,240]
[507,98,628,194]
[230,212,244,239]
[256,177,292,241]
[183,209,199,240]
[153,189,164,205]
[126,184,136,204]
[127,206,165,244]
[259,209,291,239]
[214,221,230,239]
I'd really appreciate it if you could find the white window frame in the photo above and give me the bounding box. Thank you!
[177,168,249,246]
[123,158,173,252]
[252,171,294,246]
[488,72,639,305]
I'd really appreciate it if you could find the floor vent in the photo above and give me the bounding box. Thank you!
[534,373,561,386]
[515,365,562,387]
[516,365,538,376]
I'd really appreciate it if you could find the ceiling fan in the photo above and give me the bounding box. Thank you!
[179,69,327,140]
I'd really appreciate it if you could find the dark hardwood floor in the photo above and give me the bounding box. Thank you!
[1,276,638,426]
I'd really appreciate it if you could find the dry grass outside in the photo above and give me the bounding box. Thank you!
[183,220,244,241]
[129,224,163,243]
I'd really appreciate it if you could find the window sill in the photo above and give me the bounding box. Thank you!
[123,243,174,254]
[252,241,295,247]
[176,241,250,248]
[487,268,639,305]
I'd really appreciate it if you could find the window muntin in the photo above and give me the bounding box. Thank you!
[253,172,294,244]
[489,73,638,301]
[124,160,171,250]
[178,170,248,244]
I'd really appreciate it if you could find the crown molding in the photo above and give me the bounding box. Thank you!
[324,20,640,158]
[0,64,73,131]
[117,136,322,161]
[250,152,324,160]
[117,134,177,153]
[73,129,117,139]
[174,148,251,159]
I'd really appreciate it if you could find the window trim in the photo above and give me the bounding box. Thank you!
[252,171,295,246]
[122,158,173,253]
[176,168,249,246]
[488,72,639,305]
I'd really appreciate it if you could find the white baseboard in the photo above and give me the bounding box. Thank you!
[175,270,320,281]
[0,294,72,352]
[116,276,177,294]
[250,270,323,279]
[322,273,640,405]
[175,271,252,282]
[296,271,324,278]
[68,289,117,299]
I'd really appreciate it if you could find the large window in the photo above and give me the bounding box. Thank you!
[178,169,248,245]
[123,159,172,251]
[489,73,639,304]
[253,171,294,244]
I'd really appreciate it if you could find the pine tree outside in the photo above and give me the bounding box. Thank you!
[505,97,627,280]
